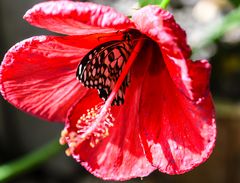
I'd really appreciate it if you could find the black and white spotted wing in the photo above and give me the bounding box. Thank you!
[76,35,134,106]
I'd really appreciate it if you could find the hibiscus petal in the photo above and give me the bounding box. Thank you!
[64,42,155,180]
[138,43,216,174]
[0,33,120,122]
[132,6,210,101]
[24,1,134,35]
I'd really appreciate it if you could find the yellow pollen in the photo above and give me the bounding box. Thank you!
[65,149,72,157]
[59,129,68,145]
[59,103,115,156]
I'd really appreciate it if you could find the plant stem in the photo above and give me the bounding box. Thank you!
[138,0,170,9]
[159,0,170,9]
[0,139,63,182]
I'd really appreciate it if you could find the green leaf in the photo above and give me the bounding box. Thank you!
[0,139,64,182]
[229,0,240,7]
[139,0,170,9]
[194,6,240,50]
[209,6,240,41]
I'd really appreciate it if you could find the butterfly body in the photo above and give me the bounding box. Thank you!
[77,31,135,105]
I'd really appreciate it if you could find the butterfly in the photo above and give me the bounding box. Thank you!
[76,31,135,106]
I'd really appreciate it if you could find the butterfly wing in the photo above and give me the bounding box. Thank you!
[77,39,133,106]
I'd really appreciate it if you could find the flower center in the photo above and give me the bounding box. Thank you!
[60,103,114,155]
[76,103,114,147]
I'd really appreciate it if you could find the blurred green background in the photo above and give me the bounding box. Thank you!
[0,0,240,183]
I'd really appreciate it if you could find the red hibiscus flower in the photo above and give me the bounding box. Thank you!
[0,1,216,181]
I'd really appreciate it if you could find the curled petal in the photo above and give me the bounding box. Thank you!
[133,6,210,101]
[132,6,191,58]
[0,33,119,122]
[24,1,134,35]
[138,43,216,174]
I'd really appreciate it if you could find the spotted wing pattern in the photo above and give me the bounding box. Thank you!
[77,34,134,106]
